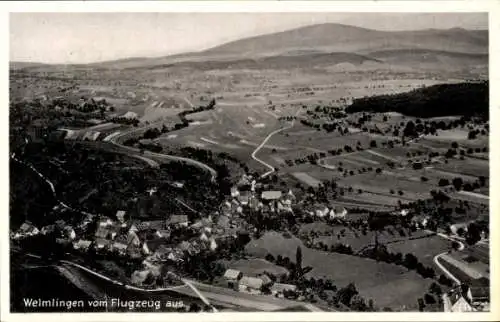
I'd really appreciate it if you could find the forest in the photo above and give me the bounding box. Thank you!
[345,81,488,119]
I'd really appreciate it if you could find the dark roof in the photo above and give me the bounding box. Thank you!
[145,238,169,253]
[469,286,489,300]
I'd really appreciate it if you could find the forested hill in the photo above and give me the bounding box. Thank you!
[345,81,489,119]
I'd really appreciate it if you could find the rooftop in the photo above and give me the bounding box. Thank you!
[261,191,282,200]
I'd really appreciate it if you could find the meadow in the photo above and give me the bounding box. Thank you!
[245,231,434,310]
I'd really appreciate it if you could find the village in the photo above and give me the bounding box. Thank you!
[11,172,350,299]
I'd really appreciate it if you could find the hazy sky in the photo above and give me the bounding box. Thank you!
[10,12,488,64]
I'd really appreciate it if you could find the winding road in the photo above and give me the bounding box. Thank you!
[251,108,301,178]
[432,233,465,285]
[107,124,217,182]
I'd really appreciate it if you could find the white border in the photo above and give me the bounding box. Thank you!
[1,1,499,322]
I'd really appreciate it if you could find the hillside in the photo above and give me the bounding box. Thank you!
[125,52,380,71]
[345,81,489,118]
[204,23,488,56]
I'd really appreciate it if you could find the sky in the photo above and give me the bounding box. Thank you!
[10,12,488,64]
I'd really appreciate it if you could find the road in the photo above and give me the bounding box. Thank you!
[59,259,319,312]
[108,125,217,182]
[251,108,301,178]
[432,233,465,285]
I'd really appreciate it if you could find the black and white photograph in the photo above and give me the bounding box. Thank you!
[3,2,497,320]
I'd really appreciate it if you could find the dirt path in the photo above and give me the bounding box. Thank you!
[251,108,301,178]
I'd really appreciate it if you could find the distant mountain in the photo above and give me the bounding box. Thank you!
[10,23,488,72]
[204,23,488,56]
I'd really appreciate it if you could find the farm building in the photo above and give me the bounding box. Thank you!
[261,191,282,201]
[223,269,243,289]
[13,222,40,239]
[329,206,348,219]
[270,283,297,297]
[231,186,240,197]
[116,210,127,224]
[238,276,264,294]
[167,215,189,227]
[73,239,92,251]
[443,284,489,312]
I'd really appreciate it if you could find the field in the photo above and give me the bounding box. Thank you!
[220,258,289,277]
[300,222,434,253]
[245,231,434,310]
[385,235,452,267]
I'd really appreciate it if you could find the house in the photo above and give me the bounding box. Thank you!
[98,217,114,227]
[116,210,127,224]
[127,230,141,247]
[237,193,250,206]
[209,238,218,251]
[399,209,410,217]
[131,270,150,286]
[223,269,243,288]
[146,187,157,196]
[412,215,430,228]
[315,206,329,218]
[329,206,348,219]
[231,186,240,198]
[95,238,111,250]
[270,283,297,297]
[167,215,189,227]
[191,217,213,230]
[443,285,488,312]
[156,229,171,239]
[443,292,474,312]
[63,226,77,240]
[450,223,469,235]
[199,232,209,242]
[258,274,273,286]
[142,238,168,255]
[172,181,184,188]
[73,239,92,251]
[40,225,56,235]
[238,276,264,294]
[261,191,282,201]
[468,286,489,307]
[15,222,40,238]
[112,241,129,254]
[217,215,230,228]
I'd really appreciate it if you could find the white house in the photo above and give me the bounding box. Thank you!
[329,206,348,219]
[239,276,264,294]
[231,186,240,198]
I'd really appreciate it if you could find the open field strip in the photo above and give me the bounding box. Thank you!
[365,149,399,163]
[438,254,484,279]
[291,172,322,187]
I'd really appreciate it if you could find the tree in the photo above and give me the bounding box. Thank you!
[370,140,377,148]
[350,294,368,311]
[429,282,442,296]
[296,246,303,277]
[451,241,461,251]
[424,293,436,304]
[452,177,464,191]
[265,253,275,263]
[438,179,450,187]
[466,222,482,245]
[403,253,418,270]
[337,283,358,306]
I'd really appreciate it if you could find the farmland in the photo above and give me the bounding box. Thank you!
[245,231,434,310]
